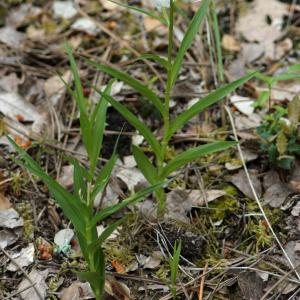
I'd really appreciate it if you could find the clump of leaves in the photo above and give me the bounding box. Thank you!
[9,45,162,300]
[252,64,300,109]
[257,96,300,169]
[87,0,255,217]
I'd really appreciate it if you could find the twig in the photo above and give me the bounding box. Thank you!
[0,247,44,300]
[261,264,300,300]
[198,262,208,300]
[225,105,300,281]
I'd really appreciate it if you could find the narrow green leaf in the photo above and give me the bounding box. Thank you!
[171,0,209,87]
[108,0,167,25]
[91,153,118,201]
[94,89,163,161]
[73,161,87,201]
[162,141,236,177]
[170,240,181,285]
[9,137,88,234]
[272,73,300,83]
[91,182,164,226]
[288,64,300,73]
[65,43,94,159]
[253,91,270,109]
[89,89,108,175]
[251,71,273,85]
[167,72,256,140]
[132,145,158,185]
[84,59,165,115]
[169,240,181,298]
[211,0,224,82]
[91,219,124,250]
[137,54,169,69]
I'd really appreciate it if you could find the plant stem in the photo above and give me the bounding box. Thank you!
[211,0,224,83]
[157,0,174,217]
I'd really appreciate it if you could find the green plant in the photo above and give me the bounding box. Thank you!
[85,0,255,217]
[252,64,300,109]
[169,240,182,299]
[9,45,162,300]
[257,97,300,169]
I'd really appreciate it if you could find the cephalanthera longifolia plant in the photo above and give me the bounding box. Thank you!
[9,44,162,300]
[85,0,256,217]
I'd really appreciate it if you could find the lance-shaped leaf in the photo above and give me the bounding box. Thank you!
[91,218,124,250]
[9,137,88,234]
[91,153,118,201]
[171,0,209,88]
[94,89,163,161]
[167,72,256,141]
[89,84,109,175]
[66,43,94,159]
[73,160,87,201]
[132,145,159,185]
[161,141,236,177]
[85,59,165,115]
[91,181,164,227]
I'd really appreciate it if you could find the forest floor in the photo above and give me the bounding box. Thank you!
[1,0,300,299]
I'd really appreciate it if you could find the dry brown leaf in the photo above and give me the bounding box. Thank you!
[0,192,11,209]
[222,34,241,52]
[236,0,288,59]
[144,17,167,33]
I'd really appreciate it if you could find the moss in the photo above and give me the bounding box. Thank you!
[208,196,239,220]
[15,203,34,239]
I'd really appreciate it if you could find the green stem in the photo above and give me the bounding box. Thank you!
[160,0,174,165]
[157,0,174,217]
[211,0,224,83]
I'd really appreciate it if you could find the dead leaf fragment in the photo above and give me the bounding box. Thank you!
[144,17,167,34]
[17,268,48,300]
[222,34,241,52]
[57,165,74,189]
[53,1,77,19]
[0,26,25,48]
[230,169,262,200]
[0,192,11,209]
[236,0,288,59]
[7,243,35,271]
[61,282,94,300]
[71,18,100,36]
[264,183,292,208]
[0,208,23,229]
[230,95,255,116]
